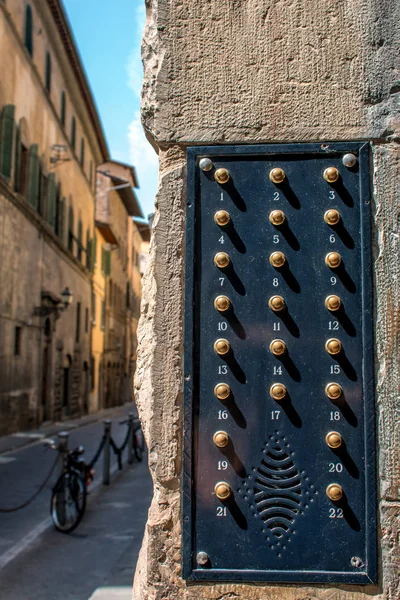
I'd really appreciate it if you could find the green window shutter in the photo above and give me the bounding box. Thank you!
[105,249,111,276]
[46,173,56,228]
[68,205,74,251]
[27,144,39,208]
[0,105,15,179]
[77,219,83,261]
[91,234,97,273]
[58,196,66,241]
[14,121,21,191]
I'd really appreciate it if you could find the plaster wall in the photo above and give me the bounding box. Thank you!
[134,0,400,598]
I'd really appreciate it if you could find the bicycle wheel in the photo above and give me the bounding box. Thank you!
[51,471,86,533]
[134,428,144,462]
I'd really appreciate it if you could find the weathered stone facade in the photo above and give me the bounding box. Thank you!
[0,0,106,434]
[134,0,400,598]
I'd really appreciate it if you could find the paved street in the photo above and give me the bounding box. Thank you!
[0,404,152,599]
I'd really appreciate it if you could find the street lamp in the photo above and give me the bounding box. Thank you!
[33,287,74,317]
[61,287,73,309]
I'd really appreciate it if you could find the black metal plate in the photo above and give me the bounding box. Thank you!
[183,143,376,584]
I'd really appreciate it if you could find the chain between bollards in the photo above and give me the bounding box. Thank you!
[103,419,111,485]
[128,412,134,465]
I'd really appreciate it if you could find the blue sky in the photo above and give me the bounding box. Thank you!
[63,0,158,220]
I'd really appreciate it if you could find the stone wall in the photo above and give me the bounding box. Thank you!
[134,0,400,598]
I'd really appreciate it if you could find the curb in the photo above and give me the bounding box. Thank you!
[0,404,136,456]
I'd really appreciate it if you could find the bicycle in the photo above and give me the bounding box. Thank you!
[45,439,94,534]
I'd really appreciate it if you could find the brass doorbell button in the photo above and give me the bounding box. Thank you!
[214,210,231,227]
[269,251,286,268]
[270,339,287,356]
[213,431,229,448]
[326,483,343,501]
[325,295,341,311]
[325,252,341,269]
[214,252,230,269]
[268,295,286,312]
[214,481,232,500]
[269,210,286,226]
[214,168,230,184]
[323,167,340,183]
[214,295,231,312]
[214,383,231,401]
[270,383,287,401]
[325,382,343,400]
[325,338,342,355]
[214,338,230,355]
[326,431,343,449]
[324,209,341,226]
[269,168,286,184]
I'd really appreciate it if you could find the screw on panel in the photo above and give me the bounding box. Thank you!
[342,153,357,168]
[351,556,363,568]
[196,551,209,566]
[199,157,213,171]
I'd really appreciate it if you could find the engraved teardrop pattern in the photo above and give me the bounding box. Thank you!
[239,433,317,557]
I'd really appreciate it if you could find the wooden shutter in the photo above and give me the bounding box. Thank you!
[27,144,39,208]
[58,196,66,241]
[105,249,111,276]
[0,105,15,179]
[46,173,56,228]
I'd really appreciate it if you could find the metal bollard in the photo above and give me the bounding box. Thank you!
[128,412,134,465]
[57,431,69,454]
[103,419,111,485]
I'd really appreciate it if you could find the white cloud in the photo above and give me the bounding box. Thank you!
[128,111,158,219]
[126,2,158,219]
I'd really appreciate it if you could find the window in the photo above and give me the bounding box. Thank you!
[15,127,28,197]
[77,219,83,261]
[14,327,21,356]
[101,300,105,330]
[70,116,76,151]
[27,144,39,209]
[24,5,33,57]
[38,169,47,216]
[90,233,97,273]
[46,173,56,228]
[80,138,85,169]
[0,105,15,178]
[68,204,74,252]
[45,52,51,93]
[56,191,65,240]
[86,229,90,268]
[109,279,113,306]
[60,92,66,127]
[75,302,81,343]
[89,161,93,187]
[85,307,89,333]
[91,291,96,324]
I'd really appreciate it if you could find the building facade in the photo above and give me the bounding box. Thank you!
[90,161,147,411]
[0,1,147,435]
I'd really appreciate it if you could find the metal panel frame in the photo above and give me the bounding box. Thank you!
[182,142,376,584]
